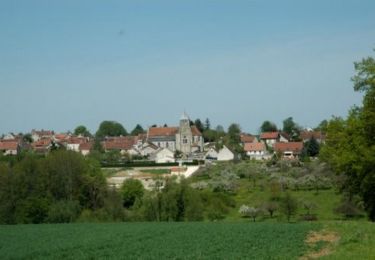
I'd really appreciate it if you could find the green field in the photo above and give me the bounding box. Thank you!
[1,222,374,259]
[0,222,316,259]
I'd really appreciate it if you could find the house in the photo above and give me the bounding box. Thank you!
[273,142,304,159]
[260,132,289,147]
[66,136,89,152]
[31,130,54,142]
[244,142,271,160]
[205,145,234,161]
[0,140,20,155]
[147,113,204,155]
[79,142,93,156]
[240,134,257,145]
[137,142,159,157]
[31,138,54,154]
[150,148,175,163]
[300,130,326,144]
[102,136,139,155]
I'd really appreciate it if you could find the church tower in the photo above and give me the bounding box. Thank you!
[176,112,193,154]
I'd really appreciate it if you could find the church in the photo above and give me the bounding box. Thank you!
[146,113,204,154]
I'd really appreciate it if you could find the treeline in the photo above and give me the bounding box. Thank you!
[0,150,234,224]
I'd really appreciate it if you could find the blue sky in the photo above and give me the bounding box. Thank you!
[1,0,375,134]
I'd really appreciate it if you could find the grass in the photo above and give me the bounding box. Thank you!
[322,221,375,259]
[0,222,317,259]
[140,169,171,174]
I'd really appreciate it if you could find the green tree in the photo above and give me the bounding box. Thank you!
[204,118,211,130]
[130,124,145,136]
[194,119,205,133]
[282,117,301,140]
[121,179,145,208]
[280,192,298,222]
[304,137,320,157]
[321,51,375,221]
[95,121,128,139]
[74,125,91,137]
[260,121,278,133]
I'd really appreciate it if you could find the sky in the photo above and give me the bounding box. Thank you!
[1,0,375,135]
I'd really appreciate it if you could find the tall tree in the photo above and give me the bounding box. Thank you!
[194,119,204,133]
[260,121,278,133]
[130,124,145,136]
[74,125,91,137]
[204,118,211,130]
[321,51,375,221]
[282,117,301,140]
[95,121,128,139]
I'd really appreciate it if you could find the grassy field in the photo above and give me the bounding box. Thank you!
[0,222,317,259]
[1,222,374,259]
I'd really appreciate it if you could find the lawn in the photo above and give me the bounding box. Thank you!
[0,222,317,259]
[140,169,171,174]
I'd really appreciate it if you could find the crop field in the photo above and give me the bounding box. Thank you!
[0,222,317,259]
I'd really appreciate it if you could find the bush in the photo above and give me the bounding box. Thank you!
[47,200,81,223]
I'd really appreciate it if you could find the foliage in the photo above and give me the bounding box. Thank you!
[303,136,320,157]
[193,119,205,133]
[260,120,278,133]
[282,117,301,141]
[280,192,298,222]
[0,150,108,224]
[47,200,81,223]
[74,125,91,137]
[239,205,260,222]
[321,51,375,221]
[130,124,145,136]
[121,179,144,208]
[95,121,128,139]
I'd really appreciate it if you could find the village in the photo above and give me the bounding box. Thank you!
[0,113,325,162]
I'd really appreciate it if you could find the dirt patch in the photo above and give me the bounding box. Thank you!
[300,230,340,259]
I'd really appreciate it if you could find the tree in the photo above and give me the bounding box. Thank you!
[280,192,298,222]
[304,137,320,157]
[74,125,91,137]
[260,121,278,133]
[121,179,144,208]
[95,121,128,139]
[321,51,375,221]
[314,120,328,132]
[263,201,278,218]
[130,124,145,136]
[194,119,204,133]
[282,117,301,140]
[204,118,211,130]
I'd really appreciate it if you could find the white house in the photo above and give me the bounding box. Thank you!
[217,146,235,161]
[244,142,271,160]
[151,148,175,164]
[205,145,234,161]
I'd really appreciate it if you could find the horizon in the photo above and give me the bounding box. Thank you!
[1,0,374,134]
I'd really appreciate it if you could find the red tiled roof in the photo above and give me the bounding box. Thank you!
[54,134,69,140]
[191,126,202,136]
[0,141,19,150]
[300,131,326,141]
[79,142,93,151]
[32,138,52,148]
[66,136,87,144]
[148,127,178,137]
[244,142,266,152]
[260,132,279,139]
[32,130,54,136]
[241,134,255,143]
[102,136,137,151]
[274,142,303,153]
